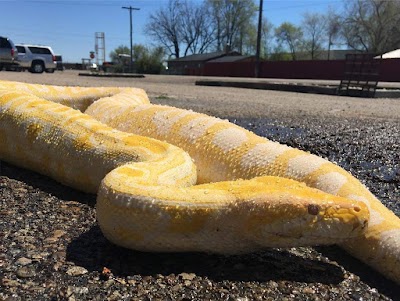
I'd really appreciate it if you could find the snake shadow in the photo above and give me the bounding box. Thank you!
[67,227,400,297]
[315,246,400,297]
[3,161,399,295]
[0,161,96,206]
[1,162,342,284]
[66,225,345,284]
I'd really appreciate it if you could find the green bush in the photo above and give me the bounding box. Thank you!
[109,44,166,74]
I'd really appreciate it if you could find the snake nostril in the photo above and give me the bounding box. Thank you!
[354,206,361,212]
[307,204,320,216]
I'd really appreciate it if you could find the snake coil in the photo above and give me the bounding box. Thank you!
[0,80,398,284]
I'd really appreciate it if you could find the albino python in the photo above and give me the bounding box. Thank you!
[0,80,398,285]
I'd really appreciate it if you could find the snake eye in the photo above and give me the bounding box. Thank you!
[308,204,320,216]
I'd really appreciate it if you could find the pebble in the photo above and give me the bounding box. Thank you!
[67,286,89,295]
[66,266,88,276]
[52,229,66,238]
[268,281,278,288]
[302,287,315,294]
[103,279,115,289]
[2,278,20,287]
[15,257,32,266]
[16,266,35,278]
[109,290,122,301]
[178,272,196,280]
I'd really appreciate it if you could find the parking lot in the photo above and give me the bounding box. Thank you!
[1,70,400,121]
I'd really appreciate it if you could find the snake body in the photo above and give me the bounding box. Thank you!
[0,80,398,284]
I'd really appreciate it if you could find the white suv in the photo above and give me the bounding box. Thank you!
[16,44,57,73]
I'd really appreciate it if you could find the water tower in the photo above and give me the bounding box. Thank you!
[95,32,106,66]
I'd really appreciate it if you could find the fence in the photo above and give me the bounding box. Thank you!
[202,58,400,82]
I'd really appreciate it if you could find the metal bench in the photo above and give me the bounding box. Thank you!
[338,53,381,98]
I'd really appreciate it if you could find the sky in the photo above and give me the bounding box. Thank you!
[0,0,344,63]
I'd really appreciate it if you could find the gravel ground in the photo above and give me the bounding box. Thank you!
[0,71,399,300]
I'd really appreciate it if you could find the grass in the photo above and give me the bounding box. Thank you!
[155,93,171,100]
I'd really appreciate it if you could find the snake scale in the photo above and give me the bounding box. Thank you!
[0,80,398,285]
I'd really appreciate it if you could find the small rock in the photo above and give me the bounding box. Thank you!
[2,278,20,287]
[67,286,89,295]
[115,277,126,285]
[52,251,66,261]
[66,266,88,276]
[31,253,46,260]
[45,230,65,243]
[109,290,122,301]
[292,289,300,295]
[178,272,196,281]
[67,295,76,301]
[44,237,58,243]
[53,262,63,271]
[103,279,115,289]
[16,266,36,278]
[100,266,112,280]
[53,229,66,238]
[158,283,166,289]
[15,257,32,266]
[302,287,315,294]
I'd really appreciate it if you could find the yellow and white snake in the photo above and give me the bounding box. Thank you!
[0,80,398,285]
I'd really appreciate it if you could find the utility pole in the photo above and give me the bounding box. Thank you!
[122,5,140,73]
[255,0,263,78]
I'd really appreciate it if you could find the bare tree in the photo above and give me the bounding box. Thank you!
[208,0,258,52]
[301,12,326,60]
[146,0,217,58]
[261,18,274,59]
[179,2,215,56]
[145,0,182,58]
[325,7,341,60]
[275,22,303,60]
[237,22,257,55]
[237,18,273,57]
[341,0,400,54]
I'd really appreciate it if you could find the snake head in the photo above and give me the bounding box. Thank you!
[278,200,369,246]
[238,177,370,248]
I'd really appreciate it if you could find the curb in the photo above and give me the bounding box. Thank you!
[195,80,400,98]
[78,72,145,78]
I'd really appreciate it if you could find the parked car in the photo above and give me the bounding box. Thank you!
[15,44,57,73]
[55,55,64,71]
[0,36,19,70]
